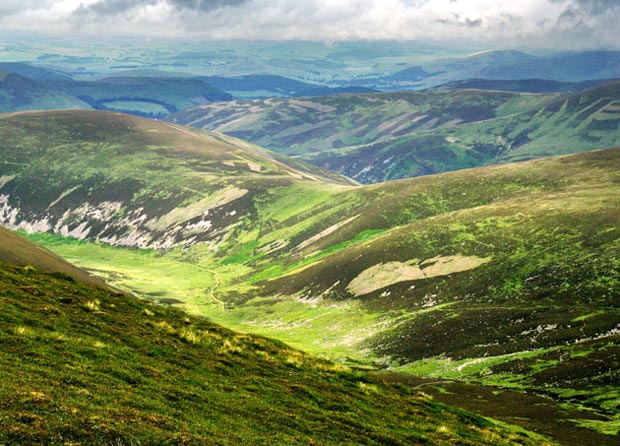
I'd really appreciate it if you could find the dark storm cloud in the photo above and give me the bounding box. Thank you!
[73,0,250,17]
[436,14,482,29]
[168,0,250,11]
[74,0,152,16]
[464,18,482,28]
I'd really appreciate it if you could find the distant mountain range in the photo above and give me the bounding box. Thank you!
[0,64,377,116]
[4,49,620,117]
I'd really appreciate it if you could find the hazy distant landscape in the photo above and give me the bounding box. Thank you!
[1,1,620,445]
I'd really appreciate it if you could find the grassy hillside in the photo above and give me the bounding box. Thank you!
[167,89,539,160]
[0,70,90,112]
[0,65,232,117]
[320,83,620,182]
[2,110,619,444]
[0,225,109,289]
[0,109,354,248]
[169,83,620,183]
[1,232,547,445]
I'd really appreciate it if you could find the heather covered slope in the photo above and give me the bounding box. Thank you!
[0,110,354,249]
[168,89,534,159]
[1,110,619,443]
[25,150,620,444]
[1,233,548,445]
[169,83,620,183]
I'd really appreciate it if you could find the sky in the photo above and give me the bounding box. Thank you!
[0,0,618,49]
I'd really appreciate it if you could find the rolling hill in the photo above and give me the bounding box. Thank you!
[428,78,620,94]
[0,65,232,117]
[169,83,620,183]
[167,89,538,159]
[0,110,619,444]
[0,70,90,112]
[0,110,353,249]
[196,74,378,99]
[1,231,545,445]
[46,77,232,117]
[373,50,538,90]
[479,51,620,82]
[0,67,375,117]
[344,50,620,91]
[0,62,72,81]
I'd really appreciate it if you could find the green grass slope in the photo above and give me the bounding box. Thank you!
[168,84,620,183]
[0,70,90,112]
[1,110,619,443]
[319,82,620,183]
[0,225,108,289]
[245,150,620,443]
[0,232,548,445]
[0,109,354,249]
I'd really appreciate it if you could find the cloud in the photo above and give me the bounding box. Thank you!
[73,0,250,17]
[563,0,620,14]
[436,13,483,29]
[169,0,250,10]
[0,0,55,17]
[542,0,620,48]
[0,0,617,50]
[73,0,153,16]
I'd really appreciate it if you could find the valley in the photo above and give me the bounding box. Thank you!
[4,228,548,445]
[1,110,618,444]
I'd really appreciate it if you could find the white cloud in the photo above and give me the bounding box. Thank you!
[0,0,618,49]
